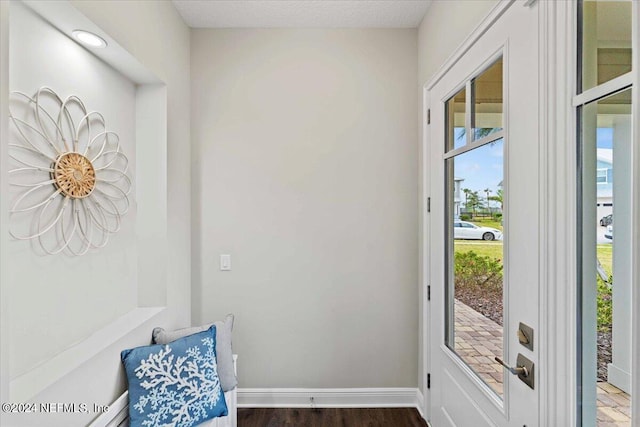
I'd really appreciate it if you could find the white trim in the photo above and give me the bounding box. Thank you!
[9,307,165,403]
[538,1,577,425]
[572,71,633,107]
[421,86,431,421]
[439,43,505,105]
[237,388,420,409]
[501,34,512,418]
[444,130,505,160]
[415,389,425,419]
[425,0,516,91]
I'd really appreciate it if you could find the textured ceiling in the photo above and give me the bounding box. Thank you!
[172,1,433,28]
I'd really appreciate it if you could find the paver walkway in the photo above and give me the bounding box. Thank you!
[454,300,630,425]
[454,300,504,396]
[597,382,631,426]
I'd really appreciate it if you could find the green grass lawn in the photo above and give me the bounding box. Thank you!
[597,244,612,277]
[454,241,503,259]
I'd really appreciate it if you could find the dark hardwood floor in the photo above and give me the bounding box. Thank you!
[237,407,428,427]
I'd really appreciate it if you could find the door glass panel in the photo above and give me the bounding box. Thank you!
[579,89,632,426]
[471,58,503,140]
[580,0,632,91]
[446,140,505,397]
[446,87,467,151]
[445,59,504,397]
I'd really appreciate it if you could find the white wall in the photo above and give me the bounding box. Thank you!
[8,1,138,378]
[69,1,192,325]
[0,0,191,425]
[418,0,498,84]
[191,29,419,388]
[416,0,498,394]
[0,0,10,409]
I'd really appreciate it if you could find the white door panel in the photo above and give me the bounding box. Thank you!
[442,370,498,427]
[426,2,539,426]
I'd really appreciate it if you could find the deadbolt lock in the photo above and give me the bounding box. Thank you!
[518,322,534,351]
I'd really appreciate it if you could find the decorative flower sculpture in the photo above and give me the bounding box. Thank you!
[8,87,131,256]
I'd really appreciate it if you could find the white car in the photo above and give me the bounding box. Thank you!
[605,225,613,240]
[454,221,502,241]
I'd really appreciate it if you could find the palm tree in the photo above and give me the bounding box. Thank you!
[489,189,503,211]
[484,188,492,212]
[463,189,483,216]
[462,188,472,214]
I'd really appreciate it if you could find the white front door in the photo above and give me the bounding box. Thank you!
[425,2,540,426]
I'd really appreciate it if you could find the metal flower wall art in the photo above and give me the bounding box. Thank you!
[9,87,131,256]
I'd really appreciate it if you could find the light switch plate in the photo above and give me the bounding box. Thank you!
[220,254,231,271]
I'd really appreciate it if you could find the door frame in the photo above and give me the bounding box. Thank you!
[418,0,638,425]
[424,2,538,424]
[421,0,523,420]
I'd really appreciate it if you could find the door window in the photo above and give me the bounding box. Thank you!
[471,59,503,141]
[446,87,467,151]
[445,57,505,398]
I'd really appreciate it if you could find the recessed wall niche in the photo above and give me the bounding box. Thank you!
[7,1,168,402]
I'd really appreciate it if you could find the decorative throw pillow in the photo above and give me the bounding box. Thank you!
[121,326,228,427]
[152,314,237,392]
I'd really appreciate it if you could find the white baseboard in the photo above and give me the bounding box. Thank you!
[238,387,421,409]
[415,389,425,419]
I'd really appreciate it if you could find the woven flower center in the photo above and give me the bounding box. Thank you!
[53,152,96,199]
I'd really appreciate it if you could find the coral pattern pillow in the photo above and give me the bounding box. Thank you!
[121,326,228,427]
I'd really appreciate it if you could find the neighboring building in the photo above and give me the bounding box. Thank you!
[454,177,464,217]
[597,148,613,219]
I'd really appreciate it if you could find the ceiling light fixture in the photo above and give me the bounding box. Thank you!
[72,30,107,48]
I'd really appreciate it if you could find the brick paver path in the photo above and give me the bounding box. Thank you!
[454,300,504,396]
[597,382,631,426]
[454,300,630,425]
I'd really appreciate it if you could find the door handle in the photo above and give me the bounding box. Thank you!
[495,357,528,376]
[495,354,535,389]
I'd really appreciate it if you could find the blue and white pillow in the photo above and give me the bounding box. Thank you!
[121,325,228,427]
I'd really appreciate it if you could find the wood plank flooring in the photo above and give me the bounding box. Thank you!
[237,407,428,427]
